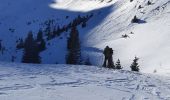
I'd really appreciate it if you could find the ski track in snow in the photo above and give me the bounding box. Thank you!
[0,63,170,100]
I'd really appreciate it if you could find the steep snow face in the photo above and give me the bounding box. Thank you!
[0,63,170,100]
[82,0,170,74]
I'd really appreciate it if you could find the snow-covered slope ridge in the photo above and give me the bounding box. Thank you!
[0,63,170,100]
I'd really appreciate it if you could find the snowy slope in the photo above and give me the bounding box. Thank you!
[82,0,170,73]
[0,0,170,74]
[0,0,110,63]
[0,62,170,100]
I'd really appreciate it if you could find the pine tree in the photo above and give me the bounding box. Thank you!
[130,57,139,72]
[22,31,41,63]
[66,26,81,64]
[38,39,46,52]
[37,29,43,42]
[115,59,122,69]
[82,21,87,28]
[147,1,152,5]
[16,39,24,49]
[36,29,46,52]
[131,15,138,23]
[45,20,53,40]
[52,27,57,37]
[138,5,142,9]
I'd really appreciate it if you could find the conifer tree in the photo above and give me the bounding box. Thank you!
[115,59,122,69]
[147,1,152,5]
[45,20,53,40]
[36,29,46,51]
[22,31,41,63]
[39,39,46,52]
[131,15,138,23]
[82,21,87,28]
[52,27,57,37]
[37,29,43,42]
[66,26,81,64]
[16,39,24,49]
[130,57,139,72]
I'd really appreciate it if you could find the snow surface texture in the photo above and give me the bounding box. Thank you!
[0,0,170,73]
[0,62,170,100]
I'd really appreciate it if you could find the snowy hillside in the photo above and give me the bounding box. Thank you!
[0,0,110,63]
[0,62,170,100]
[0,0,170,73]
[1,0,170,100]
[82,0,170,73]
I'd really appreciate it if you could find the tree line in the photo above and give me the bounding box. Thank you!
[15,13,93,64]
[44,14,93,41]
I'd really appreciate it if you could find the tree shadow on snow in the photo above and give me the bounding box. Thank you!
[137,19,146,24]
[82,47,103,53]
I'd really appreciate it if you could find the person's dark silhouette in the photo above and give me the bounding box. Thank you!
[103,46,110,67]
[107,48,115,68]
[103,46,114,68]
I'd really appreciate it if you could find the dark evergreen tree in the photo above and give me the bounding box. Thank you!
[138,5,142,9]
[66,16,69,19]
[36,29,46,51]
[56,25,61,35]
[89,13,94,18]
[82,21,87,28]
[115,59,122,69]
[22,31,41,63]
[37,29,43,42]
[130,57,139,72]
[131,16,139,23]
[66,26,81,64]
[38,39,46,52]
[16,39,24,49]
[52,27,57,37]
[44,20,53,40]
[147,1,152,5]
[68,23,72,28]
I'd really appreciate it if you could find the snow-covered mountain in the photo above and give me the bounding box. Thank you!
[81,0,170,74]
[0,0,108,64]
[1,0,170,99]
[0,0,170,74]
